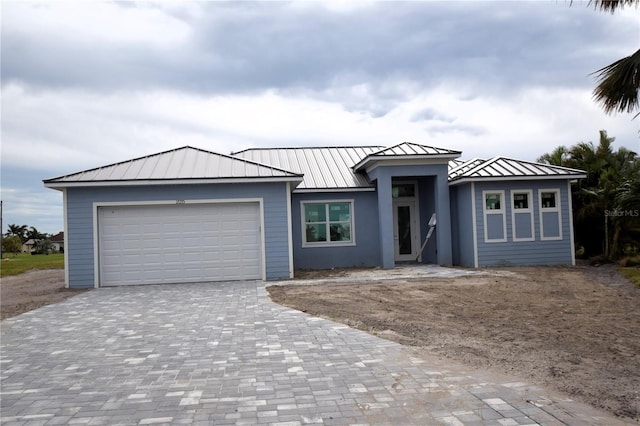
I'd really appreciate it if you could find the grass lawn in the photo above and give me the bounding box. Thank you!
[620,266,640,286]
[1,253,64,278]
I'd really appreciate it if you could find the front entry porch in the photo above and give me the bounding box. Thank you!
[369,166,453,269]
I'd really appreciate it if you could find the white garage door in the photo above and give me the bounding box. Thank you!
[98,202,262,286]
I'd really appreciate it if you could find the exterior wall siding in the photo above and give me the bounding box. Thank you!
[450,184,475,267]
[291,192,380,270]
[65,182,291,288]
[472,180,573,266]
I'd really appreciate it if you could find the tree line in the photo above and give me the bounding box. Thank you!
[2,225,56,256]
[538,130,640,261]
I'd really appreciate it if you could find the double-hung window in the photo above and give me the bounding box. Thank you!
[511,190,534,241]
[483,191,507,242]
[539,189,562,240]
[302,201,354,247]
[482,191,507,243]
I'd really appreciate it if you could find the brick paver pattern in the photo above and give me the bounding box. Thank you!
[0,281,624,425]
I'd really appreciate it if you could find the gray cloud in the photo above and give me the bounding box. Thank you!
[411,107,456,123]
[3,1,633,102]
[1,1,638,234]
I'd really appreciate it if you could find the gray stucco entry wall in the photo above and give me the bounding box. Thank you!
[368,163,453,268]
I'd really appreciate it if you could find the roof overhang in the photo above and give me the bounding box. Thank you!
[354,154,461,174]
[44,176,304,191]
[448,173,588,186]
[293,186,376,193]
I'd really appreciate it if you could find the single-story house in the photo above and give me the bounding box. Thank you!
[22,239,37,253]
[50,232,64,253]
[44,142,586,288]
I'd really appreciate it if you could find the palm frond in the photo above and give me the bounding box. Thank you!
[588,0,639,13]
[592,48,640,115]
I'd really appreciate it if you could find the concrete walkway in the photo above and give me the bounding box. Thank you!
[0,280,624,425]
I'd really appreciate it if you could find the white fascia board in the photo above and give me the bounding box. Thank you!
[44,176,303,189]
[360,158,456,174]
[448,174,587,186]
[353,154,460,172]
[293,187,376,193]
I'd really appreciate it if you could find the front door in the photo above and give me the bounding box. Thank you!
[393,201,419,261]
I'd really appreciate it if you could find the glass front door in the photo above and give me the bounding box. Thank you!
[393,201,418,261]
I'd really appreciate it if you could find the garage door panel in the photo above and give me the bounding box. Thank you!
[98,202,262,286]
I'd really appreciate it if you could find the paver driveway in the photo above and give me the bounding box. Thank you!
[0,281,623,425]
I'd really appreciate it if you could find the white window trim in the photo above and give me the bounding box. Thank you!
[483,190,507,243]
[511,190,535,242]
[301,200,356,248]
[539,189,563,241]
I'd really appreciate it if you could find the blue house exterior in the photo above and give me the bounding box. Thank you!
[448,157,585,267]
[45,143,586,289]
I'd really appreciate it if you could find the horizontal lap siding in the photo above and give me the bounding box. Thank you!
[450,185,475,267]
[65,183,291,288]
[292,192,379,270]
[262,195,291,280]
[474,181,573,266]
[66,196,96,288]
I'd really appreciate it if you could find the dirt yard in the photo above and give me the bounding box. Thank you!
[0,269,87,320]
[268,265,640,421]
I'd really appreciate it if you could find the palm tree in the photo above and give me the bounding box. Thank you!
[26,226,46,242]
[539,130,639,258]
[536,145,569,166]
[592,48,640,116]
[6,224,28,243]
[611,157,640,256]
[585,0,640,117]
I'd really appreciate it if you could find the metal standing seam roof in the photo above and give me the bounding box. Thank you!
[448,158,487,181]
[448,156,587,184]
[43,146,303,188]
[232,146,384,191]
[371,141,462,157]
[353,142,462,171]
[448,159,466,170]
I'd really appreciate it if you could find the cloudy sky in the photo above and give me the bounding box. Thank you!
[1,1,639,235]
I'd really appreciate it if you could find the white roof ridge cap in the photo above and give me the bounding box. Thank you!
[448,157,485,174]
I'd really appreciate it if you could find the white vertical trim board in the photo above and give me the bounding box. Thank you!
[567,181,576,265]
[286,182,294,278]
[471,182,478,268]
[62,189,70,288]
[258,199,267,281]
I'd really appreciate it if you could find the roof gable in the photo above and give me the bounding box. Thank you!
[449,156,587,184]
[370,142,462,157]
[353,142,462,172]
[44,146,302,188]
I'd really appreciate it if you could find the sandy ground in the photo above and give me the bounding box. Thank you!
[268,265,640,421]
[0,269,87,320]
